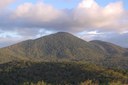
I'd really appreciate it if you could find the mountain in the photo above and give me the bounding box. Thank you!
[90,40,128,69]
[0,32,128,69]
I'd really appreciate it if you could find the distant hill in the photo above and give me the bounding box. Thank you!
[0,32,128,69]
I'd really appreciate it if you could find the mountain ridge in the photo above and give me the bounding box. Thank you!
[0,32,128,69]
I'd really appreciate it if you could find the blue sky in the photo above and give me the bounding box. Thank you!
[0,0,128,48]
[10,0,128,10]
[96,0,128,9]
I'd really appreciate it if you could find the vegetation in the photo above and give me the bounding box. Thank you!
[0,32,127,85]
[0,61,127,85]
[0,32,127,69]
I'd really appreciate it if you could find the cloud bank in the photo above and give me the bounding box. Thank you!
[0,0,128,47]
[0,0,16,9]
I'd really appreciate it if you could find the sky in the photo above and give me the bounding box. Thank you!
[0,0,128,48]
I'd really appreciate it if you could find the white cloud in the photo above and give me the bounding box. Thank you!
[78,0,99,8]
[10,0,127,32]
[0,0,128,47]
[0,0,126,33]
[0,0,15,9]
[73,0,125,32]
[12,2,63,22]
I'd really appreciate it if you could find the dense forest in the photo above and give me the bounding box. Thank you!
[0,61,127,85]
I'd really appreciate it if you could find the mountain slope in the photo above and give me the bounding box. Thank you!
[0,32,128,69]
[1,32,105,62]
[90,40,126,55]
[90,40,128,69]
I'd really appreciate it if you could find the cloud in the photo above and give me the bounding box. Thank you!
[13,2,62,22]
[99,33,128,48]
[0,29,54,48]
[0,36,24,48]
[0,0,127,32]
[0,0,128,47]
[0,0,16,9]
[73,0,126,32]
[10,2,66,30]
[5,0,126,33]
[78,31,128,47]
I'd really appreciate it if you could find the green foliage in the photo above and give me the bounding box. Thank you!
[80,80,96,85]
[0,61,127,85]
[23,81,48,85]
[109,81,122,85]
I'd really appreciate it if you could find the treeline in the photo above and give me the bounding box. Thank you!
[23,80,125,85]
[0,61,127,85]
